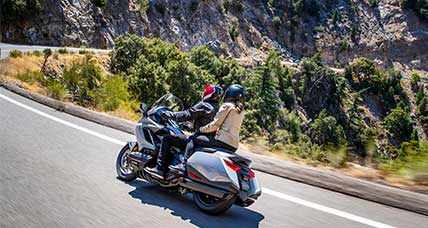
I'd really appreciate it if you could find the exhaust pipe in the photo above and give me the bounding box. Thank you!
[180,179,228,199]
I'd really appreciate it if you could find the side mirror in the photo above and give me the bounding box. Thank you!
[140,103,148,113]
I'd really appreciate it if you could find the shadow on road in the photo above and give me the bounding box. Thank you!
[127,180,265,228]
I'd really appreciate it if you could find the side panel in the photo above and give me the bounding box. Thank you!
[135,118,162,151]
[186,152,240,190]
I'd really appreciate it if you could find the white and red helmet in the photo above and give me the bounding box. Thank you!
[203,84,224,101]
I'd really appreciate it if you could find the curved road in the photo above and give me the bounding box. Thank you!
[0,43,110,59]
[1,88,428,227]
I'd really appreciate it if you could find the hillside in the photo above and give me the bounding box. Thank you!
[1,0,428,69]
[1,0,428,189]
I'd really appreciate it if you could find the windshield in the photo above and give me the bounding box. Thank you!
[150,94,184,112]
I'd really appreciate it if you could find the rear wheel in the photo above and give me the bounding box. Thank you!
[116,144,137,182]
[193,192,236,215]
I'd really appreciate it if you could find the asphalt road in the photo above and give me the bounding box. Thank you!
[1,88,428,227]
[0,43,110,59]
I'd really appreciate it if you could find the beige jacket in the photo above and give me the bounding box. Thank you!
[199,102,244,149]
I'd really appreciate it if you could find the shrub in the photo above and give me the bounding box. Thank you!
[58,48,68,54]
[95,75,130,111]
[110,34,146,74]
[16,70,43,84]
[92,0,107,8]
[46,80,67,100]
[332,9,342,25]
[154,2,166,14]
[401,0,428,20]
[345,58,405,112]
[339,40,349,52]
[410,71,421,90]
[379,140,428,182]
[309,110,346,146]
[383,107,413,142]
[63,56,103,105]
[32,50,42,57]
[368,0,379,7]
[272,16,281,29]
[9,49,23,58]
[223,0,244,13]
[138,0,150,13]
[189,0,199,11]
[228,23,240,42]
[1,0,43,23]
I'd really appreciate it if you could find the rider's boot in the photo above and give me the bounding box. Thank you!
[169,144,191,174]
[147,150,165,177]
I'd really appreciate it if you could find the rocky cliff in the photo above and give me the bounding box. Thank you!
[1,0,427,70]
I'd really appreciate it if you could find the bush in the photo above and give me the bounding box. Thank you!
[58,48,68,54]
[189,0,199,11]
[309,110,346,146]
[332,9,342,25]
[154,2,166,14]
[379,141,428,183]
[272,16,281,29]
[1,0,43,23]
[16,70,43,84]
[383,107,413,142]
[9,50,23,58]
[223,0,244,13]
[95,75,130,111]
[92,0,107,8]
[410,71,421,90]
[63,56,103,105]
[110,34,146,74]
[137,0,150,13]
[345,58,405,112]
[228,23,240,42]
[46,80,67,100]
[368,0,379,7]
[32,50,42,57]
[402,0,428,20]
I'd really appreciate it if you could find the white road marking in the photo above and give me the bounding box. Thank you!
[0,92,396,228]
[0,93,124,145]
[262,188,395,228]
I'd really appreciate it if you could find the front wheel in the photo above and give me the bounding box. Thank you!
[116,144,137,182]
[193,192,236,215]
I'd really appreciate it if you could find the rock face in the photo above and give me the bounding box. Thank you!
[2,0,428,70]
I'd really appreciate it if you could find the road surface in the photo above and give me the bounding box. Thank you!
[1,87,428,227]
[0,43,110,59]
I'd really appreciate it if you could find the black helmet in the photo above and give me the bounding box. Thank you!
[225,84,245,102]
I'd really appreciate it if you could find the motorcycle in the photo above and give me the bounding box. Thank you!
[116,94,261,215]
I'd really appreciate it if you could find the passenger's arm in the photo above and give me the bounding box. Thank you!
[199,104,231,133]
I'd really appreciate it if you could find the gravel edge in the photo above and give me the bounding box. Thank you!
[1,80,428,216]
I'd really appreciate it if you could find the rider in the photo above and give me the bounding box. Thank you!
[148,84,224,176]
[169,84,246,173]
[193,84,245,152]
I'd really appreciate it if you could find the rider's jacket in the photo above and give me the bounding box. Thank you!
[199,102,244,149]
[170,100,219,132]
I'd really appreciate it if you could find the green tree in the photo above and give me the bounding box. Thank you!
[1,0,43,22]
[309,110,346,145]
[245,51,282,138]
[110,34,146,74]
[383,107,413,142]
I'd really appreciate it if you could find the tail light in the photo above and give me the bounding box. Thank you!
[247,169,255,179]
[224,159,241,172]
